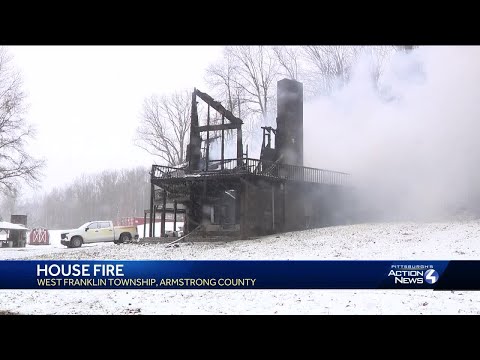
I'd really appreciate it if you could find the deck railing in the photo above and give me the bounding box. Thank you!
[152,158,350,186]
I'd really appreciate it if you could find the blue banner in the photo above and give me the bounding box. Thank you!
[0,260,477,290]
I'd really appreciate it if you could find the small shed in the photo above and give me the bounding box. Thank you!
[29,227,50,245]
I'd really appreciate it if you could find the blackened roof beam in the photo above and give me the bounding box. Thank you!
[197,123,238,132]
[194,89,243,126]
[261,126,277,134]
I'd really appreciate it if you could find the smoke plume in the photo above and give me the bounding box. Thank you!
[304,46,480,221]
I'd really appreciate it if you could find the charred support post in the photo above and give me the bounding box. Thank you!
[188,89,201,170]
[221,114,225,170]
[173,200,177,232]
[240,179,254,239]
[186,179,201,235]
[235,182,241,224]
[240,180,248,238]
[185,194,192,234]
[206,105,210,171]
[161,188,166,237]
[237,125,243,167]
[152,205,157,237]
[149,178,154,237]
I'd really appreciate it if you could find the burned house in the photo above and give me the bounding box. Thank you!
[149,79,352,239]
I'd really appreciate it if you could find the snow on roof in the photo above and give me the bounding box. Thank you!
[0,221,29,231]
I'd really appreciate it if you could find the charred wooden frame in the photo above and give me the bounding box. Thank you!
[149,80,352,240]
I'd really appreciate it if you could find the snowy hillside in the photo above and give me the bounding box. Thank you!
[1,220,480,314]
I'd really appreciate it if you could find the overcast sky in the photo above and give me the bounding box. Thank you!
[8,46,223,196]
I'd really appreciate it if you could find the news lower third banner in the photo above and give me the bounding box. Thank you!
[0,260,479,290]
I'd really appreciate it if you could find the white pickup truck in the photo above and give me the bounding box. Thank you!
[60,221,139,248]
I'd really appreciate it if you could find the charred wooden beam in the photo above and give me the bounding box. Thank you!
[221,114,225,170]
[237,124,243,167]
[197,123,238,132]
[149,179,154,237]
[194,89,243,126]
[173,200,177,232]
[161,188,166,237]
[206,105,210,171]
[188,89,202,170]
[261,126,276,133]
[152,205,157,237]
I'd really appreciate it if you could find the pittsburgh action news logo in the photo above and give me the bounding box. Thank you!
[388,265,439,285]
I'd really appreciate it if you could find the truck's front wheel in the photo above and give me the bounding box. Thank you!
[71,236,83,248]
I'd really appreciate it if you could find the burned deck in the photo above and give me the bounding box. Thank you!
[152,158,349,186]
[151,158,352,238]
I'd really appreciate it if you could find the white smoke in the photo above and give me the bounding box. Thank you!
[304,46,480,221]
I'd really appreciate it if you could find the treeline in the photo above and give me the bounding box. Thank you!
[1,167,150,229]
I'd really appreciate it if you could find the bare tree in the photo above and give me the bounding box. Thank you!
[272,46,303,80]
[135,91,191,166]
[205,50,247,118]
[364,46,391,85]
[205,46,281,147]
[300,46,408,96]
[301,46,361,95]
[0,47,44,195]
[225,46,280,120]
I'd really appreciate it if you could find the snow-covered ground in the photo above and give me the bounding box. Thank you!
[1,220,480,314]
